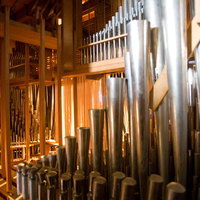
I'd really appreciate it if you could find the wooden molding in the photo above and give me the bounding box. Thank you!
[149,66,168,111]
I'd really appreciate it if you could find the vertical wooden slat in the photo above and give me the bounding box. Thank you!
[55,24,62,145]
[62,0,74,72]
[2,6,12,191]
[39,18,46,155]
[0,38,5,179]
[25,44,30,161]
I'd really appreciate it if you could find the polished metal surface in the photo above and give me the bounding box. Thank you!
[92,176,106,200]
[16,163,24,195]
[165,182,186,200]
[125,52,138,182]
[29,166,38,200]
[195,44,200,119]
[88,171,101,193]
[60,174,71,192]
[78,127,90,174]
[147,174,163,200]
[195,130,200,153]
[48,151,57,168]
[127,20,150,200]
[161,0,187,187]
[111,171,126,199]
[106,78,125,174]
[41,155,49,167]
[88,109,104,173]
[144,0,169,195]
[56,146,66,178]
[120,177,137,200]
[65,136,77,174]
[37,169,47,200]
[22,166,29,200]
[73,174,85,196]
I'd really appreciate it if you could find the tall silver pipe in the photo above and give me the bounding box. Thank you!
[165,182,186,200]
[127,20,150,200]
[65,136,77,174]
[144,0,169,195]
[161,0,187,187]
[124,52,138,182]
[56,146,66,178]
[88,109,104,173]
[78,127,90,174]
[106,78,125,173]
[120,177,137,200]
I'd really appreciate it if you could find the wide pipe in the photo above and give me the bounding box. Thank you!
[106,78,126,174]
[147,174,163,200]
[125,52,138,182]
[144,0,169,195]
[65,136,77,174]
[127,20,150,200]
[88,109,105,173]
[78,127,90,175]
[161,0,187,187]
[165,182,186,200]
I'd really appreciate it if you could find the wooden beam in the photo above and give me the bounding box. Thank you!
[39,18,46,156]
[0,38,6,180]
[25,43,30,161]
[55,24,62,145]
[149,66,168,111]
[0,17,57,49]
[62,0,74,72]
[62,57,125,77]
[2,6,12,191]
[187,0,200,58]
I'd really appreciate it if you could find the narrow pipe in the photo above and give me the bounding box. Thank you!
[127,20,150,200]
[88,109,104,173]
[22,166,29,200]
[16,163,24,195]
[78,127,90,175]
[125,52,138,182]
[48,151,57,168]
[65,136,77,174]
[161,0,187,187]
[56,146,66,178]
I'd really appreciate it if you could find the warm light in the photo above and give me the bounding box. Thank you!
[58,18,62,25]
[61,86,65,145]
[82,0,88,4]
[82,11,95,22]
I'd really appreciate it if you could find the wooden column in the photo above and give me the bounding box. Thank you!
[1,6,12,191]
[39,18,46,155]
[25,44,30,161]
[55,24,62,145]
[62,0,74,72]
[0,38,5,180]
